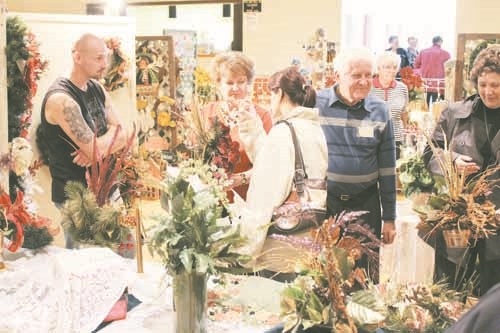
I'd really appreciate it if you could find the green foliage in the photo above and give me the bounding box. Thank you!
[61,181,128,248]
[148,160,249,275]
[16,224,53,250]
[6,16,30,141]
[398,152,436,198]
[6,221,53,250]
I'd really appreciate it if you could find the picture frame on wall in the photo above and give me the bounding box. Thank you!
[454,33,500,101]
[135,35,176,98]
[135,36,179,148]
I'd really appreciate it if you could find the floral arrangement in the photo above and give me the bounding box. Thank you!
[397,151,436,198]
[0,137,57,251]
[0,189,55,252]
[349,282,470,333]
[274,211,471,332]
[103,37,130,92]
[416,137,500,244]
[148,159,249,275]
[204,120,240,174]
[188,92,241,175]
[400,67,424,102]
[194,66,215,104]
[61,126,137,250]
[275,211,380,332]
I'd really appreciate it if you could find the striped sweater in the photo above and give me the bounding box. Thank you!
[371,78,409,143]
[316,86,397,221]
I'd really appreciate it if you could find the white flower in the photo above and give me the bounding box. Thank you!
[10,137,33,176]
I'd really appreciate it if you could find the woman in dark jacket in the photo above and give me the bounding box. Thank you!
[424,46,500,295]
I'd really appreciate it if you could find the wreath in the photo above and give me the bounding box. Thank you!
[3,17,53,251]
[103,37,130,92]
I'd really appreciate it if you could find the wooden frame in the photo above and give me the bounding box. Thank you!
[136,35,176,98]
[454,33,500,101]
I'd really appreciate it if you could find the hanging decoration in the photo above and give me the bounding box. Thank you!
[6,16,48,141]
[2,17,54,251]
[103,37,130,92]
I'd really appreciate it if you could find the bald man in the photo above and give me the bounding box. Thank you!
[37,33,126,246]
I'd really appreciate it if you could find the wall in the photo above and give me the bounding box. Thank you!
[9,12,136,246]
[6,0,86,14]
[456,0,500,34]
[242,0,342,75]
[128,3,233,51]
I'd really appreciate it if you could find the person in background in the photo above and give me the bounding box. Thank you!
[372,52,409,159]
[316,48,397,281]
[414,35,451,106]
[236,67,327,276]
[386,35,409,77]
[207,51,272,201]
[407,36,419,68]
[424,46,500,295]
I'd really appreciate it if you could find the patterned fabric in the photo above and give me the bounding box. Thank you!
[372,78,409,143]
[316,86,397,221]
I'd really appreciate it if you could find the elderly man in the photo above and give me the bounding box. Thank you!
[316,48,397,278]
[37,33,127,247]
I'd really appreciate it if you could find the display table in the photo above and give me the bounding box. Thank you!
[0,246,134,333]
[101,262,282,333]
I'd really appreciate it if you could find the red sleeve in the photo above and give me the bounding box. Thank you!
[255,104,273,133]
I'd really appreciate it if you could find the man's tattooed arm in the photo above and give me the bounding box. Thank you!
[61,98,93,144]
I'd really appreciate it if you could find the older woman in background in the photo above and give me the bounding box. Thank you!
[207,51,272,200]
[372,52,409,159]
[424,46,500,295]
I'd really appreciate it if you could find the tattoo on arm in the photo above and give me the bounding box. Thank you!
[62,99,93,144]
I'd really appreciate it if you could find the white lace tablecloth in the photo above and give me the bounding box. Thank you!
[101,262,277,333]
[0,246,134,333]
[380,200,435,284]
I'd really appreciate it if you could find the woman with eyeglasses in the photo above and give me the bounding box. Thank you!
[206,51,272,201]
[371,52,409,159]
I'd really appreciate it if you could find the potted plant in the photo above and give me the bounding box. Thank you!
[61,126,137,254]
[148,159,249,333]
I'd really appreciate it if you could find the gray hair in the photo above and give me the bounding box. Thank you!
[334,47,375,74]
[376,51,401,71]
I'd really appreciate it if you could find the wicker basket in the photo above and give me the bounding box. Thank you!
[443,229,471,248]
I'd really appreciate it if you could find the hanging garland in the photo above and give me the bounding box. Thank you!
[2,17,53,250]
[6,16,48,140]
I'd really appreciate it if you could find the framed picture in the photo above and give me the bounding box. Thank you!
[454,33,500,101]
[135,36,179,147]
[135,36,176,98]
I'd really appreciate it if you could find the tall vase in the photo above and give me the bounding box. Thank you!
[173,271,208,333]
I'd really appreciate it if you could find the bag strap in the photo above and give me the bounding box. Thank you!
[277,120,308,197]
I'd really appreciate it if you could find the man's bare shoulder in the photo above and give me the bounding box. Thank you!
[45,92,79,109]
[45,92,80,123]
